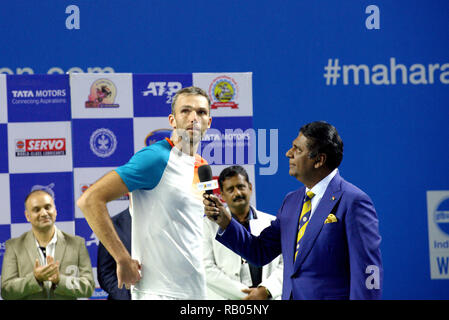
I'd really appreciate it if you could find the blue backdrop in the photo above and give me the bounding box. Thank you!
[0,0,448,299]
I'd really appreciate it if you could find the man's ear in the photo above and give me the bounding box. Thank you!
[168,114,176,129]
[314,153,327,169]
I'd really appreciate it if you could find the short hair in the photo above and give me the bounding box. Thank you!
[24,189,54,209]
[299,121,344,170]
[171,86,211,114]
[218,165,250,191]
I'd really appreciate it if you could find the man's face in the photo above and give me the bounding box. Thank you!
[169,93,211,143]
[220,174,252,214]
[25,192,57,232]
[285,133,317,185]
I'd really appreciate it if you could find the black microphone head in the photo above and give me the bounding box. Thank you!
[198,164,214,194]
[198,164,213,182]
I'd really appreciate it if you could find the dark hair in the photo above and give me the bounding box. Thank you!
[24,189,54,209]
[218,165,250,191]
[171,86,211,114]
[299,121,344,170]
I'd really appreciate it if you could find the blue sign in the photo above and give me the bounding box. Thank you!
[0,124,8,173]
[75,218,98,268]
[9,172,74,223]
[0,224,11,274]
[7,74,71,122]
[133,74,192,117]
[72,118,134,168]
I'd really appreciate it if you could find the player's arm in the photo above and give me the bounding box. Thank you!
[76,171,140,289]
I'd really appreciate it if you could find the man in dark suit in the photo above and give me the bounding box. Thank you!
[203,121,383,300]
[97,208,131,300]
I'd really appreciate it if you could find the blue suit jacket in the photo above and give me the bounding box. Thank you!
[97,208,131,300]
[217,173,383,300]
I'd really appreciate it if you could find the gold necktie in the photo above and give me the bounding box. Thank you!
[294,191,315,261]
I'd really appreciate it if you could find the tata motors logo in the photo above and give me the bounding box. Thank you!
[89,128,117,158]
[141,81,182,104]
[15,138,66,157]
[85,79,119,108]
[427,191,449,279]
[209,76,239,109]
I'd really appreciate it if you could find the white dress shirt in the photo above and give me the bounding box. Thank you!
[307,168,338,220]
[34,226,58,294]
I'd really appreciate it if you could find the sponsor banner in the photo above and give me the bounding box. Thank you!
[73,167,130,219]
[133,74,192,117]
[6,74,71,122]
[209,164,257,208]
[72,118,134,168]
[0,224,11,274]
[0,74,6,123]
[427,191,449,279]
[70,73,134,119]
[75,218,99,268]
[7,122,72,173]
[193,73,253,117]
[0,174,10,225]
[9,172,74,224]
[199,117,255,165]
[0,125,8,173]
[132,117,172,153]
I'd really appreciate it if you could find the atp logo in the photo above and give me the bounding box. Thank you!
[86,232,99,247]
[142,82,182,104]
[89,128,117,158]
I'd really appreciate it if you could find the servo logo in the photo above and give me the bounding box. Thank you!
[15,138,66,157]
[89,128,117,158]
[85,79,119,108]
[209,75,239,109]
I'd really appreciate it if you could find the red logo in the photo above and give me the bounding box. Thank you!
[15,138,66,157]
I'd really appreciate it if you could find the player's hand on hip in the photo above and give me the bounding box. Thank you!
[203,194,232,229]
[117,258,142,290]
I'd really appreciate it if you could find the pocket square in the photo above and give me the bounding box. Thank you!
[324,214,338,224]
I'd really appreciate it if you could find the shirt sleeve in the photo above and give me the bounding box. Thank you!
[115,140,171,192]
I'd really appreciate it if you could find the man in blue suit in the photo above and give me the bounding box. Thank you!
[97,208,131,300]
[203,121,382,300]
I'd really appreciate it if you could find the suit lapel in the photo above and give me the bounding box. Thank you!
[25,231,40,265]
[287,189,306,267]
[292,174,343,275]
[54,229,66,263]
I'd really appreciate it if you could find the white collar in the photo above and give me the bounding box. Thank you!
[306,168,338,199]
[34,226,58,248]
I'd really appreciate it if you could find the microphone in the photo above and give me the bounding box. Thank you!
[197,165,218,194]
[198,165,219,220]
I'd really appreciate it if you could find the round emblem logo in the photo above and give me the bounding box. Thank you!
[208,76,239,109]
[86,78,119,108]
[90,128,117,158]
[435,197,449,236]
[144,128,172,146]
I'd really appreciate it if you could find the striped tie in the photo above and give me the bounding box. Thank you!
[294,191,315,261]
